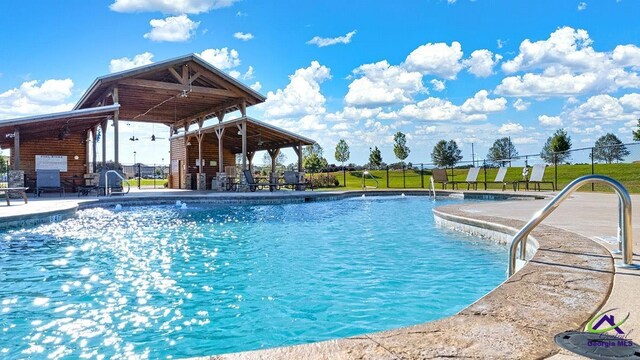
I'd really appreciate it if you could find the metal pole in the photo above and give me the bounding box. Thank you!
[386,166,389,188]
[483,160,487,190]
[421,163,424,188]
[508,174,637,276]
[591,148,595,192]
[403,165,406,188]
[138,163,141,190]
[554,153,558,191]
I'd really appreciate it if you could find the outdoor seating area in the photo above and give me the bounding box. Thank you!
[214,169,313,192]
[0,187,29,206]
[430,165,554,192]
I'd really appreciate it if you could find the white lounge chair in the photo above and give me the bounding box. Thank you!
[484,167,515,191]
[517,164,555,191]
[455,167,481,190]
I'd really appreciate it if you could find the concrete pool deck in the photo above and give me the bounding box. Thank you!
[1,189,639,358]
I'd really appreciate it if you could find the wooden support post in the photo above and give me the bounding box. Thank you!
[215,127,225,173]
[85,129,91,174]
[247,151,255,173]
[101,121,107,167]
[294,142,303,172]
[196,131,204,173]
[91,126,97,173]
[239,99,247,117]
[237,121,247,171]
[268,148,280,173]
[13,127,20,170]
[216,111,224,123]
[113,88,120,166]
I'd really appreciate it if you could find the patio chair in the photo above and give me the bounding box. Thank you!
[283,171,311,191]
[431,169,452,189]
[36,170,64,197]
[243,170,279,192]
[483,167,515,191]
[1,187,29,206]
[455,167,481,190]
[517,164,555,191]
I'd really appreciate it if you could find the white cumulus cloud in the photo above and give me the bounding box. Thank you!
[460,90,507,114]
[110,0,238,14]
[233,32,254,41]
[430,79,446,92]
[463,49,502,77]
[498,122,524,134]
[578,2,587,11]
[261,61,331,121]
[144,14,200,42]
[404,41,464,79]
[513,98,530,111]
[0,79,75,119]
[109,52,154,73]
[538,115,563,127]
[196,47,240,70]
[307,30,356,47]
[345,60,425,107]
[250,81,261,91]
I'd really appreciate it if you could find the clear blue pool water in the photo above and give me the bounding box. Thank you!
[0,196,506,359]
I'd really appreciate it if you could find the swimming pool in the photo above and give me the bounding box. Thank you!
[0,196,506,359]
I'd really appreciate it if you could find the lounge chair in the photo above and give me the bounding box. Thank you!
[517,164,555,191]
[283,171,311,191]
[1,187,29,205]
[455,167,480,190]
[243,170,279,192]
[484,167,515,191]
[431,169,452,189]
[36,170,64,197]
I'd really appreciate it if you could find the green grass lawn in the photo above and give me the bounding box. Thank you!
[125,178,168,188]
[321,163,640,193]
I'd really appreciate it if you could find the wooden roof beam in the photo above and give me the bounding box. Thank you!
[118,78,241,98]
[174,98,246,129]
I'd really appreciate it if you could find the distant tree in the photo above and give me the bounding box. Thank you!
[431,140,463,170]
[393,131,411,164]
[303,143,328,173]
[541,129,572,164]
[303,153,328,174]
[487,137,518,166]
[303,143,324,158]
[369,146,382,169]
[633,119,640,142]
[592,133,630,164]
[262,151,287,168]
[334,139,350,167]
[0,155,7,173]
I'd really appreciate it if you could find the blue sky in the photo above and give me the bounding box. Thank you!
[1,0,640,166]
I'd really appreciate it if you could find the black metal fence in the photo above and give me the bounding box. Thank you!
[334,141,640,192]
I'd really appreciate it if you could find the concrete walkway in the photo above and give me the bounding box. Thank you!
[460,192,640,346]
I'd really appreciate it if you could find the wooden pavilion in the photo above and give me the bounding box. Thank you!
[0,54,315,191]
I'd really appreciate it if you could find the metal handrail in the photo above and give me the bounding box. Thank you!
[362,170,379,190]
[429,176,437,200]
[508,174,638,276]
[105,170,130,196]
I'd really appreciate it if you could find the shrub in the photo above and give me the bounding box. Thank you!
[310,173,339,188]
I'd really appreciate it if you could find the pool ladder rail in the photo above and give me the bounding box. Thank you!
[362,170,379,191]
[508,174,640,276]
[104,170,131,196]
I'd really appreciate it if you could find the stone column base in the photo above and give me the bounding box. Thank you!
[197,173,207,190]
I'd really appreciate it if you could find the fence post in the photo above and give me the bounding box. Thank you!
[343,166,346,187]
[386,166,389,188]
[483,160,487,190]
[421,163,424,188]
[403,165,406,188]
[553,153,558,191]
[138,163,142,190]
[591,148,595,192]
[153,165,156,189]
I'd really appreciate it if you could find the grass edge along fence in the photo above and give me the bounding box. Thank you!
[322,142,640,193]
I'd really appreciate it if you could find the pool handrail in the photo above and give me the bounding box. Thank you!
[362,170,379,190]
[104,170,130,196]
[508,174,638,276]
